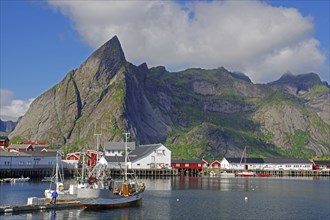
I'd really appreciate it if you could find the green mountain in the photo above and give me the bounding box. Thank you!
[9,36,330,160]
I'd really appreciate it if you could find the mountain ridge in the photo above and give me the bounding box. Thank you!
[8,36,330,160]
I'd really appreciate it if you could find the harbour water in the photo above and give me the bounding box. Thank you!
[0,176,329,219]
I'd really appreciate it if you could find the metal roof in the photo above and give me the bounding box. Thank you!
[313,160,330,166]
[106,144,164,163]
[225,158,265,164]
[104,142,136,151]
[263,158,311,164]
[224,157,311,164]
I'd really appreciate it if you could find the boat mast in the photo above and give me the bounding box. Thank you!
[82,149,85,181]
[55,152,59,183]
[124,132,129,182]
[244,146,247,169]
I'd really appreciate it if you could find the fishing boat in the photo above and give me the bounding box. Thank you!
[236,146,256,177]
[44,152,77,200]
[11,176,30,183]
[76,133,145,208]
[220,171,235,177]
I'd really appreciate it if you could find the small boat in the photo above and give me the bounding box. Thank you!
[11,176,30,183]
[41,176,53,182]
[2,178,12,183]
[257,173,271,177]
[236,146,256,177]
[220,171,235,177]
[236,171,256,177]
[209,170,216,176]
[76,133,145,208]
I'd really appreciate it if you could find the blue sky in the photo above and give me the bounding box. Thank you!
[1,0,329,121]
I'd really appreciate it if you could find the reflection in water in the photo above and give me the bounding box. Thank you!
[0,177,329,220]
[50,210,56,220]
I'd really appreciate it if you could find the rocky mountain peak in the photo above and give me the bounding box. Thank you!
[73,35,127,94]
[268,72,324,95]
[88,35,126,63]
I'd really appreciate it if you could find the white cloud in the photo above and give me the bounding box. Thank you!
[0,89,34,121]
[48,0,327,83]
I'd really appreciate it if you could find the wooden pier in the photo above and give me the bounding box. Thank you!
[203,168,330,177]
[1,167,329,179]
[109,168,179,177]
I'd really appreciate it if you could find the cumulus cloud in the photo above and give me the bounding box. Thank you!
[0,89,34,121]
[48,0,327,83]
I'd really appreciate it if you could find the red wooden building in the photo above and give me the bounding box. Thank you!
[171,159,208,175]
[210,160,221,169]
[171,160,203,169]
[312,160,330,170]
[6,144,34,152]
[65,150,103,167]
[0,136,10,147]
[66,152,81,161]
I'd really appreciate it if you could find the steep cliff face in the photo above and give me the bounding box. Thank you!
[9,36,167,148]
[9,36,330,159]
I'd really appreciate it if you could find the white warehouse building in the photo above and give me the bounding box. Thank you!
[105,143,171,170]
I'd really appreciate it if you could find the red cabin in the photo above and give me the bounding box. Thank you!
[210,160,221,169]
[66,152,81,161]
[6,144,33,152]
[171,160,203,170]
[313,160,330,170]
[0,136,10,147]
[86,150,102,167]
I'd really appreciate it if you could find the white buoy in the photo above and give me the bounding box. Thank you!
[244,197,248,201]
[177,198,179,202]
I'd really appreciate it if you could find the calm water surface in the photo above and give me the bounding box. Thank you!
[0,176,329,220]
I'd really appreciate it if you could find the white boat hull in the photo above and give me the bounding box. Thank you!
[77,188,143,207]
[11,177,30,183]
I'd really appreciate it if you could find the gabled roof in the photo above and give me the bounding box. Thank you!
[104,142,136,151]
[7,144,32,149]
[33,145,49,151]
[313,160,330,166]
[225,158,265,164]
[19,151,58,157]
[106,144,165,163]
[129,144,163,159]
[0,150,57,157]
[263,158,311,164]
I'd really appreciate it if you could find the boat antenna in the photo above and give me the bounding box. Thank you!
[123,132,130,182]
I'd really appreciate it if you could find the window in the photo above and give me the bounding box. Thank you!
[185,164,189,167]
[137,164,140,166]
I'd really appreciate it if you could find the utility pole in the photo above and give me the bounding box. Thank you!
[94,124,102,163]
[123,132,130,182]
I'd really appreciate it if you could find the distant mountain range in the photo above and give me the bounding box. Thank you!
[8,36,330,160]
[0,118,19,135]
